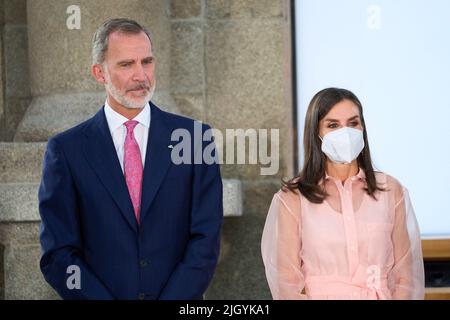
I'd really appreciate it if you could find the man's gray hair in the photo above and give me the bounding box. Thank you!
[92,18,152,65]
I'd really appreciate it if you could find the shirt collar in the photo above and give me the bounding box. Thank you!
[321,167,366,185]
[104,100,151,132]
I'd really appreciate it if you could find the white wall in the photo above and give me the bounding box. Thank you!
[295,0,450,237]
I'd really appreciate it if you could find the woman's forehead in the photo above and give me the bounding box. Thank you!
[323,100,360,120]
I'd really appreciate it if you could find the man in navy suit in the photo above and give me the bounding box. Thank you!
[38,18,223,300]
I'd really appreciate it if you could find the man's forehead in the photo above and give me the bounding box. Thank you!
[106,31,153,60]
[108,31,152,49]
[109,29,147,39]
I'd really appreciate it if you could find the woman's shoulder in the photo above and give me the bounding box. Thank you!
[374,171,406,197]
[274,187,302,206]
[271,188,302,219]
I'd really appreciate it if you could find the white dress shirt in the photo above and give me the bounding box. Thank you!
[104,101,151,172]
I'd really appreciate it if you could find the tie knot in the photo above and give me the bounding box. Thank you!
[124,120,139,133]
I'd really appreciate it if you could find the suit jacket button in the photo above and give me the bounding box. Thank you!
[140,260,148,267]
[139,293,146,300]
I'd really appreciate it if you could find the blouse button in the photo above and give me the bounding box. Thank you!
[346,216,351,221]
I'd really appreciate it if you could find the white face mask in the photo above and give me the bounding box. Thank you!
[320,127,364,164]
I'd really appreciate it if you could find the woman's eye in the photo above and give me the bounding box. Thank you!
[328,123,338,128]
[349,121,359,127]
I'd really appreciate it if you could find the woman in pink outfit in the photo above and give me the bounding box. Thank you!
[261,88,424,300]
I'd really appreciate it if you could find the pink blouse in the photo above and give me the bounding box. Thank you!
[261,170,424,300]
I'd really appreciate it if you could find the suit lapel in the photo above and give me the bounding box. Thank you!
[82,107,138,233]
[139,103,173,223]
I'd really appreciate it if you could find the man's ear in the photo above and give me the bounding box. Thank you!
[91,64,106,84]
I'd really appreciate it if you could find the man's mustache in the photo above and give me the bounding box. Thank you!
[126,83,151,92]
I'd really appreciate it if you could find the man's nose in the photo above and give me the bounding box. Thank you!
[132,64,147,82]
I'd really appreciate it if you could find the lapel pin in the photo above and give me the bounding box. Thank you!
[168,145,174,149]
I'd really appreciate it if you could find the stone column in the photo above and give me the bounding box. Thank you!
[0,142,57,299]
[169,0,206,121]
[203,0,294,299]
[0,0,4,141]
[0,0,30,141]
[15,0,177,142]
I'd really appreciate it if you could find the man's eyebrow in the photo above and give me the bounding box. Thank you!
[116,59,134,65]
[142,56,154,62]
[116,57,154,65]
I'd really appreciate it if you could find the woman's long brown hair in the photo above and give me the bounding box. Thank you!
[283,88,385,203]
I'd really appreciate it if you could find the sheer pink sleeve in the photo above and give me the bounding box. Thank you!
[390,184,425,300]
[261,190,306,299]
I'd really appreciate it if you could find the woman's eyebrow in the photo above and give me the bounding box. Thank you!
[324,115,359,122]
[347,115,360,121]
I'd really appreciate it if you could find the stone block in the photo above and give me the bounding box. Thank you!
[15,92,105,142]
[2,98,31,141]
[205,19,286,130]
[4,25,30,98]
[206,179,280,299]
[4,0,27,25]
[0,183,40,222]
[27,0,171,95]
[0,180,240,222]
[223,179,242,217]
[170,0,202,19]
[207,0,283,19]
[0,222,40,245]
[0,142,45,183]
[173,93,205,121]
[0,223,58,300]
[171,21,204,93]
[4,243,59,299]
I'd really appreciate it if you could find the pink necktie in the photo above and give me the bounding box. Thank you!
[124,120,143,224]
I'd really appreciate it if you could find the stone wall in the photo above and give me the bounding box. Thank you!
[0,0,294,299]
[0,0,30,141]
[184,0,294,299]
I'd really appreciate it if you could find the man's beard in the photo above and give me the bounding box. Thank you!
[104,69,155,109]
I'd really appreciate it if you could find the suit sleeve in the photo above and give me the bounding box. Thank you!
[38,138,115,300]
[158,124,223,299]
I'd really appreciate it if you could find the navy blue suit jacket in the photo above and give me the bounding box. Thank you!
[38,102,223,300]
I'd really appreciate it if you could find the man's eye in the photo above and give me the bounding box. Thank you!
[120,63,131,67]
